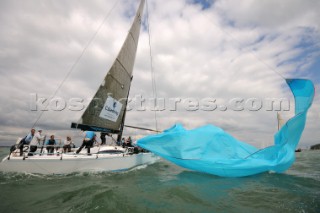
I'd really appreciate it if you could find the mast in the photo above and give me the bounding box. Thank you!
[117,76,133,143]
[71,0,145,133]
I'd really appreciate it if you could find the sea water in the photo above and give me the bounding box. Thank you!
[0,147,319,213]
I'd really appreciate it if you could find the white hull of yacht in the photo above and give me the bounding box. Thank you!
[0,146,159,174]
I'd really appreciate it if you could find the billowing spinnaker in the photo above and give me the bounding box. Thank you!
[138,79,314,177]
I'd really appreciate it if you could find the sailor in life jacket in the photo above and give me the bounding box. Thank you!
[76,131,96,154]
[46,135,56,155]
[28,129,45,156]
[19,128,35,156]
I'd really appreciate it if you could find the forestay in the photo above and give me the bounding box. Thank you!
[137,79,314,177]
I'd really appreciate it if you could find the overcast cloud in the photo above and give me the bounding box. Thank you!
[0,0,319,148]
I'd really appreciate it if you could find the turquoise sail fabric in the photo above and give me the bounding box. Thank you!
[138,79,314,177]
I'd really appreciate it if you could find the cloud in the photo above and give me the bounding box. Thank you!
[0,0,319,148]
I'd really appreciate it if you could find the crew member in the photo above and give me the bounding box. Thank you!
[19,128,35,156]
[76,131,96,154]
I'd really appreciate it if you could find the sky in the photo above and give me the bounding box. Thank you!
[0,0,319,148]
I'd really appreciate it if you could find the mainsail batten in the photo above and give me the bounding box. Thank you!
[72,0,145,132]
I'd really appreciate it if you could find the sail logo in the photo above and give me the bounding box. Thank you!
[99,97,122,122]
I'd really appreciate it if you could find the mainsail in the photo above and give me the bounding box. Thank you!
[72,0,145,133]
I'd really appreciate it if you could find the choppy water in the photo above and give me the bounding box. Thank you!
[0,147,319,213]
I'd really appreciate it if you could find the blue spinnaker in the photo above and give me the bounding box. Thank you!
[138,79,314,177]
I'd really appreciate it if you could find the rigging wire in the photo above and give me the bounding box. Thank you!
[31,0,121,129]
[146,0,159,132]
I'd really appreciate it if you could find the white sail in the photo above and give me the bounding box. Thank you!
[277,112,284,130]
[72,0,145,133]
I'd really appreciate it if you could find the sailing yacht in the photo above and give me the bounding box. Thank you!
[0,0,159,174]
[277,112,284,131]
[278,112,301,152]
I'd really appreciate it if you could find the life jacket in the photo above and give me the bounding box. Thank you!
[47,139,56,145]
